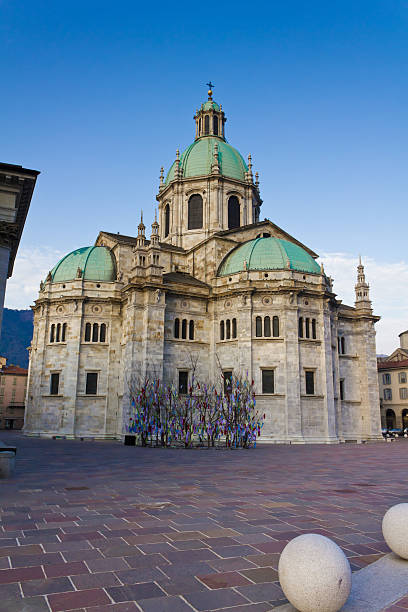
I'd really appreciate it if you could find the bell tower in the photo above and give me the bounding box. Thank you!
[156,85,262,250]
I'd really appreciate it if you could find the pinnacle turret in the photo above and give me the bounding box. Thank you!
[355,256,372,312]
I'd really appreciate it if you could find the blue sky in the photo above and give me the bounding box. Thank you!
[2,0,408,352]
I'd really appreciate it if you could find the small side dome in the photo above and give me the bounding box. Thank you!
[50,246,117,283]
[218,237,321,276]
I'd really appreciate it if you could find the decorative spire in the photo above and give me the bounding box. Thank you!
[354,256,372,312]
[150,209,160,246]
[246,154,253,183]
[159,166,164,190]
[255,172,259,190]
[174,149,182,179]
[136,211,146,248]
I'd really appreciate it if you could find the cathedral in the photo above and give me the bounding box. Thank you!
[24,88,382,443]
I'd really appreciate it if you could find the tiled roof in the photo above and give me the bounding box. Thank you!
[163,272,209,288]
[378,359,408,371]
[0,365,28,375]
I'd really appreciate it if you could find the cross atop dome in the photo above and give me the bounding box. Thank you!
[194,83,226,140]
[206,81,214,100]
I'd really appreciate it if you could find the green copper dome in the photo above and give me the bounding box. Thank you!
[51,246,117,283]
[201,100,220,111]
[218,237,321,276]
[165,137,248,185]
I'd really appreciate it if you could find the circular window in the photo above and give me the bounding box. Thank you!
[224,300,231,308]
[92,305,102,314]
[96,283,101,288]
[262,297,272,305]
[181,300,189,308]
[62,285,66,289]
[56,305,64,314]
[305,300,309,306]
[229,277,232,282]
[264,273,269,278]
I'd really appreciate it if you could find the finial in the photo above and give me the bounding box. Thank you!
[359,254,362,266]
[154,209,157,223]
[220,104,222,110]
[206,81,214,100]
[320,262,325,274]
[255,171,259,189]
[176,149,180,162]
[248,154,252,171]
[159,166,164,186]
[141,210,143,224]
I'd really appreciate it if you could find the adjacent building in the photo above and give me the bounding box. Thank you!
[23,88,382,443]
[0,162,40,339]
[0,359,27,429]
[378,331,408,429]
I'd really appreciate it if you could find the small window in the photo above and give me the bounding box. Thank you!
[312,318,316,339]
[383,373,391,385]
[400,388,408,400]
[85,322,91,342]
[61,323,67,342]
[220,320,225,341]
[182,319,187,340]
[178,371,188,394]
[56,323,61,343]
[264,316,271,337]
[204,115,210,134]
[384,388,392,400]
[50,373,60,395]
[189,320,194,340]
[339,379,345,401]
[213,115,218,135]
[174,318,180,339]
[226,319,231,340]
[341,336,346,354]
[232,318,237,338]
[86,372,98,395]
[399,372,407,384]
[224,371,233,394]
[298,317,303,338]
[262,370,274,394]
[305,318,310,339]
[164,204,170,237]
[92,323,99,342]
[100,323,106,342]
[255,316,262,337]
[50,324,55,343]
[305,371,315,395]
[273,316,279,337]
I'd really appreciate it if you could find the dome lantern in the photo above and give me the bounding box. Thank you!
[194,83,226,141]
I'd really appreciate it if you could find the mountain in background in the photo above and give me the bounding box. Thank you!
[0,308,34,368]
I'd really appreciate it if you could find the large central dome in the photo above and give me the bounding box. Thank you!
[218,237,321,276]
[165,137,248,185]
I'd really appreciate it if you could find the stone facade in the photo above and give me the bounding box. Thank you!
[24,90,382,443]
[378,331,408,429]
[0,361,27,429]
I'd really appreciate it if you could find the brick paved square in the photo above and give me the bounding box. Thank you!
[2,432,408,610]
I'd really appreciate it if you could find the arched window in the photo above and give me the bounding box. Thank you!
[226,319,231,340]
[92,323,99,342]
[56,323,61,343]
[213,116,218,135]
[220,320,225,341]
[232,318,237,338]
[298,317,303,338]
[228,196,240,230]
[189,320,194,340]
[174,318,180,339]
[62,323,67,342]
[199,118,202,134]
[264,316,271,337]
[182,319,187,340]
[85,323,91,342]
[204,115,210,134]
[341,336,345,354]
[273,316,279,337]
[305,318,310,339]
[256,316,262,337]
[164,204,170,238]
[312,319,316,340]
[50,324,55,343]
[188,194,203,230]
[100,323,106,342]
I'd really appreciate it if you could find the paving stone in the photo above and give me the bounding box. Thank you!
[184,587,249,610]
[114,567,165,584]
[48,588,111,611]
[0,565,45,584]
[70,571,121,589]
[21,576,74,596]
[137,595,195,611]
[106,582,166,602]
[240,566,279,582]
[237,581,285,602]
[44,561,89,578]
[198,570,253,589]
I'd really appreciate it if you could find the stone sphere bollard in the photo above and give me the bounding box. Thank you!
[382,503,408,559]
[278,533,352,612]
